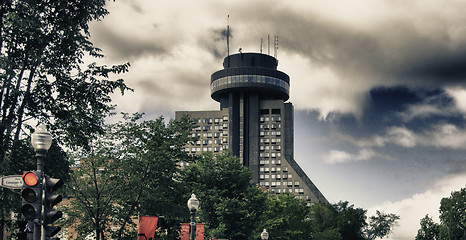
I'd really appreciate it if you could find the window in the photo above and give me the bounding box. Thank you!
[260,109,270,114]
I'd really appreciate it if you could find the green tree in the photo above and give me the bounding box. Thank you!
[415,188,466,240]
[64,114,195,240]
[416,215,439,240]
[1,0,130,237]
[310,201,367,240]
[258,193,312,240]
[438,187,466,240]
[309,202,399,240]
[181,152,268,240]
[365,210,400,240]
[63,153,120,240]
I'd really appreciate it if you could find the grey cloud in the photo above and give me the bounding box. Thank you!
[197,27,231,59]
[91,23,170,61]
[230,3,466,88]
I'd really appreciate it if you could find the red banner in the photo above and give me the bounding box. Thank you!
[196,223,205,240]
[180,223,190,240]
[138,216,158,240]
[181,223,205,240]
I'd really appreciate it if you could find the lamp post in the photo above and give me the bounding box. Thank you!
[261,229,269,240]
[187,193,199,240]
[31,123,52,240]
[31,123,52,172]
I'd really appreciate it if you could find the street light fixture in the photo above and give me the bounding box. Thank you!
[31,123,52,172]
[261,229,269,240]
[187,193,199,240]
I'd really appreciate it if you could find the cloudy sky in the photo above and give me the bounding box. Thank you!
[88,0,466,239]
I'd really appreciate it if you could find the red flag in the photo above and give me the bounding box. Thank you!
[137,216,158,240]
[195,223,205,240]
[180,223,190,240]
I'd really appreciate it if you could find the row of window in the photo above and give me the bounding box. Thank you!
[210,75,290,93]
[261,186,305,194]
[191,139,228,145]
[260,145,281,151]
[260,131,281,136]
[260,173,293,180]
[259,159,282,165]
[191,131,228,138]
[259,152,281,158]
[260,138,281,143]
[194,124,228,131]
[260,124,281,129]
[260,181,300,187]
[186,146,228,153]
[198,117,228,124]
[259,166,288,172]
[260,116,281,122]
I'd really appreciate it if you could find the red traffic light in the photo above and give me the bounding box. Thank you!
[22,172,38,186]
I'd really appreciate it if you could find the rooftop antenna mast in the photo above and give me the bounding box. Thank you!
[227,15,230,67]
[260,38,263,54]
[267,34,270,55]
[274,35,279,58]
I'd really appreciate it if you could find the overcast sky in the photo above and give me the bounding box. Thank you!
[89,1,466,239]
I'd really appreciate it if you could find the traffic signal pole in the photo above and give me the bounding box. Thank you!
[36,150,45,240]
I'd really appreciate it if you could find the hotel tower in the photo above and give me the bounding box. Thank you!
[176,52,327,203]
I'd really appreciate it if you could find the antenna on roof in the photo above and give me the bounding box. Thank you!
[274,35,279,58]
[227,15,230,67]
[267,34,270,55]
[260,38,263,54]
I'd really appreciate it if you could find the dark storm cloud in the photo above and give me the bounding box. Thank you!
[197,27,232,59]
[401,50,466,83]
[230,3,466,89]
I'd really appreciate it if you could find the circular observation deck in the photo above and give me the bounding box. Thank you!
[211,53,290,102]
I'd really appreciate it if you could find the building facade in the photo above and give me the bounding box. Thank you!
[176,52,327,203]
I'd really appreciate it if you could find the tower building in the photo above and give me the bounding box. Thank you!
[176,52,327,203]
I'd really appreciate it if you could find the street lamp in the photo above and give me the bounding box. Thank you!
[31,123,52,172]
[261,229,269,240]
[187,193,199,240]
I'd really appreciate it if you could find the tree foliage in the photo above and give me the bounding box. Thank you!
[258,193,312,240]
[181,152,268,240]
[64,114,196,240]
[416,187,466,240]
[439,187,466,239]
[416,215,439,240]
[1,0,130,236]
[181,152,399,240]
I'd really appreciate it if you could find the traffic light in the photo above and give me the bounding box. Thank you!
[43,174,64,239]
[21,171,42,222]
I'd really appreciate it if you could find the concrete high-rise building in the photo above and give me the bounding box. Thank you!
[176,52,327,203]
